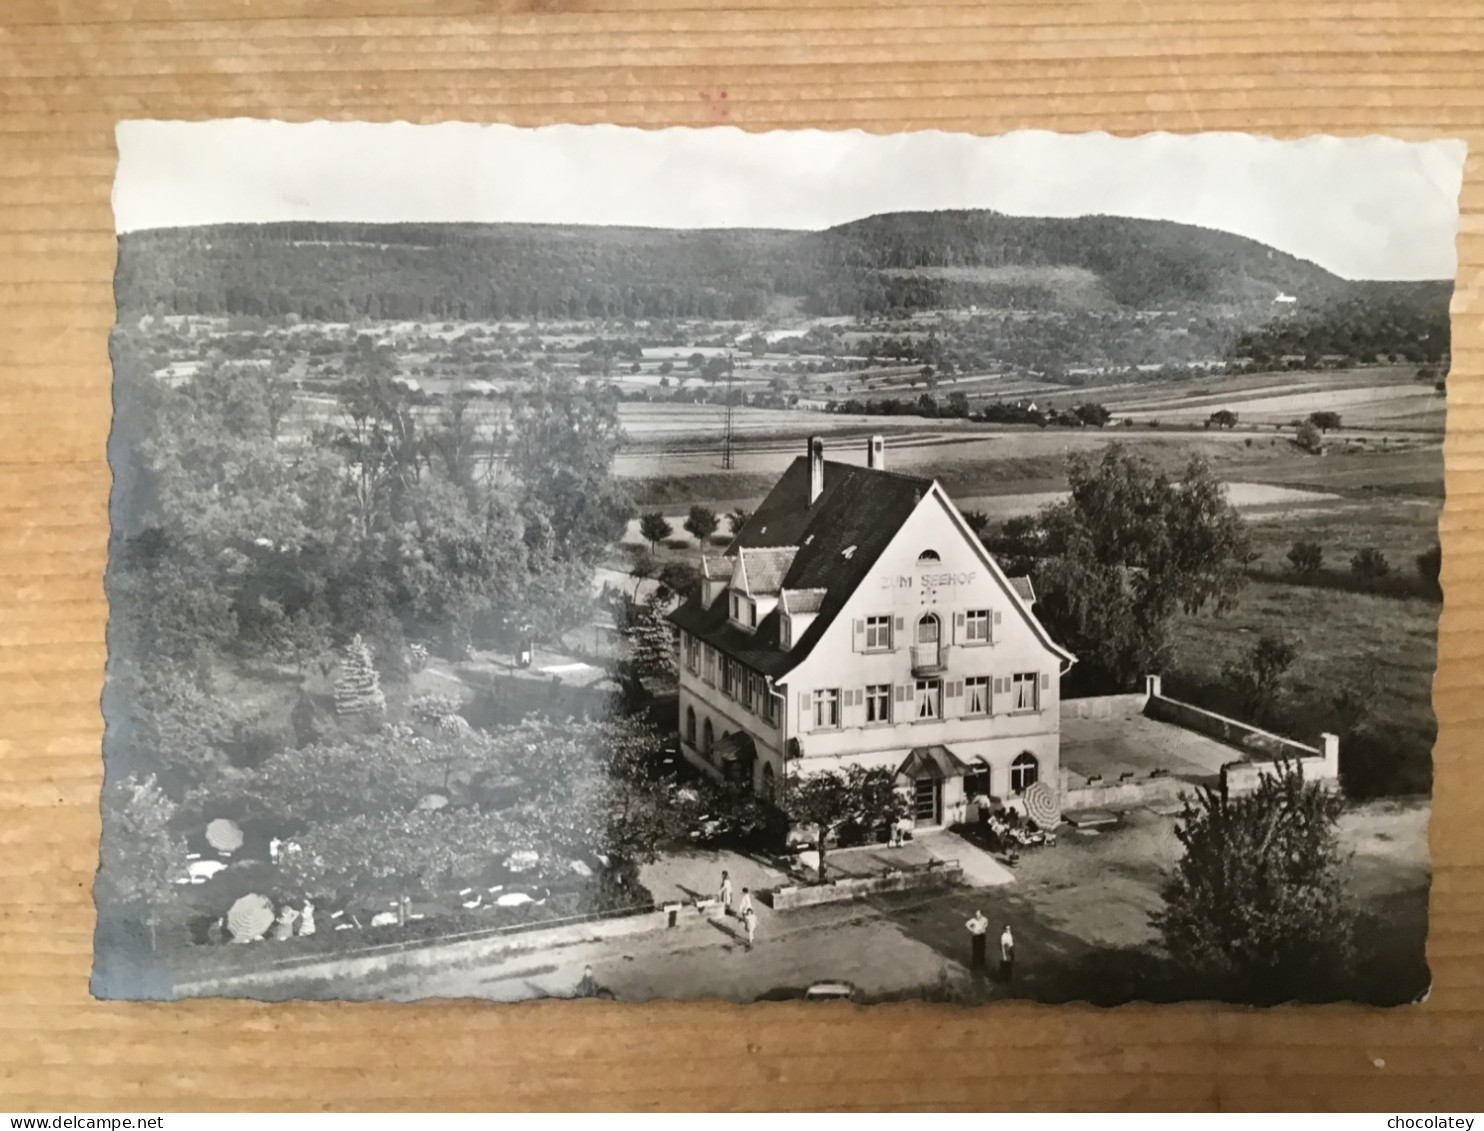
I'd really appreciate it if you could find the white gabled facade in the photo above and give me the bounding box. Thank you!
[673,437,1074,830]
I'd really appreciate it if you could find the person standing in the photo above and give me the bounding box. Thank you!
[718,870,734,916]
[965,910,989,972]
[999,924,1016,984]
[576,965,599,998]
[737,887,754,919]
[743,905,758,948]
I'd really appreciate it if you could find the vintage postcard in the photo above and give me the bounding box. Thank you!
[95,122,1462,1005]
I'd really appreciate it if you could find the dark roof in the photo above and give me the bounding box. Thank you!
[1009,576,1036,605]
[736,547,798,596]
[669,458,933,679]
[897,745,972,780]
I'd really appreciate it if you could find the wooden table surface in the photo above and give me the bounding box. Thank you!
[2,0,1481,1112]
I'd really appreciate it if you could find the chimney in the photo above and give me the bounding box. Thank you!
[867,434,885,470]
[808,437,824,505]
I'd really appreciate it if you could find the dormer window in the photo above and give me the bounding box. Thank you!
[917,549,941,564]
[729,591,757,630]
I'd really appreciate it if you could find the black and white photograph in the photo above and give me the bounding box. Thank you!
[95,121,1462,1007]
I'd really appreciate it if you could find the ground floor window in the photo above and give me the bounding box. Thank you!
[964,766,992,799]
[1011,751,1039,794]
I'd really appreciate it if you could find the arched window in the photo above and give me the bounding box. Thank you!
[916,613,940,644]
[761,762,776,801]
[917,549,941,564]
[1010,752,1039,794]
[703,719,715,756]
[685,706,697,746]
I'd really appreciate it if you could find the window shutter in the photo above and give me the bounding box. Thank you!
[799,692,811,725]
[896,684,911,703]
[895,616,905,634]
[954,611,965,643]
[994,676,1006,694]
[853,619,864,652]
[947,679,962,698]
[1041,672,1050,690]
[993,610,1002,626]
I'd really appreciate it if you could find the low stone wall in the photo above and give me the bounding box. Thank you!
[1145,693,1320,763]
[1223,752,1340,797]
[768,862,963,910]
[1063,774,1188,812]
[176,907,669,998]
[1060,692,1150,720]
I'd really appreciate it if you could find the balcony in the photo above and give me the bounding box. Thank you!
[910,643,949,676]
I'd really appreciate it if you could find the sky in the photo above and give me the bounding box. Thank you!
[114,121,1466,280]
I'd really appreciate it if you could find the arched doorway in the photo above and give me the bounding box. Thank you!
[761,762,776,801]
[703,718,715,756]
[1010,752,1039,794]
[685,706,697,746]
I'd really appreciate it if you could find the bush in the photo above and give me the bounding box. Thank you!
[1415,543,1441,589]
[1294,421,1324,455]
[1286,540,1323,574]
[1350,547,1391,579]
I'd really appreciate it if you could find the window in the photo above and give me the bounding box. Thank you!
[963,609,990,644]
[748,601,757,628]
[964,676,990,717]
[916,614,940,644]
[761,686,778,726]
[730,593,740,621]
[915,678,941,720]
[964,766,992,800]
[812,688,841,729]
[865,615,893,650]
[685,706,697,746]
[703,646,717,685]
[917,549,941,564]
[722,659,737,698]
[703,719,715,755]
[761,762,777,801]
[865,683,892,724]
[781,618,792,649]
[1010,752,1039,794]
[684,635,701,674]
[1010,672,1039,712]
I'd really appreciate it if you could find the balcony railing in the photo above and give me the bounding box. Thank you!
[910,643,949,676]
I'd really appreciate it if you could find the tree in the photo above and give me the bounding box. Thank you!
[1350,547,1391,579]
[1153,762,1353,1001]
[683,504,719,543]
[1308,411,1343,433]
[1415,542,1442,589]
[96,775,189,949]
[334,634,387,717]
[687,352,706,371]
[782,765,906,883]
[1294,420,1325,455]
[656,561,702,603]
[639,511,673,552]
[1073,402,1112,428]
[1207,409,1239,430]
[1286,539,1323,574]
[1224,633,1297,718]
[1001,445,1251,692]
[727,507,752,536]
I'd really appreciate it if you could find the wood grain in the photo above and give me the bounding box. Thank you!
[1,0,1481,1112]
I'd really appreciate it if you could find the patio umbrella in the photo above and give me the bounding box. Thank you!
[226,893,275,942]
[1023,780,1060,828]
[205,818,244,854]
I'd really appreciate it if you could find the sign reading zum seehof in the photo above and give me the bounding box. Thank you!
[96,122,1463,1006]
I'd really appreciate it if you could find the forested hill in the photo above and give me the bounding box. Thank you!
[115,212,1441,327]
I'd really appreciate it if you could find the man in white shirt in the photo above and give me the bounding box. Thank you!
[1000,924,1016,983]
[965,910,989,972]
